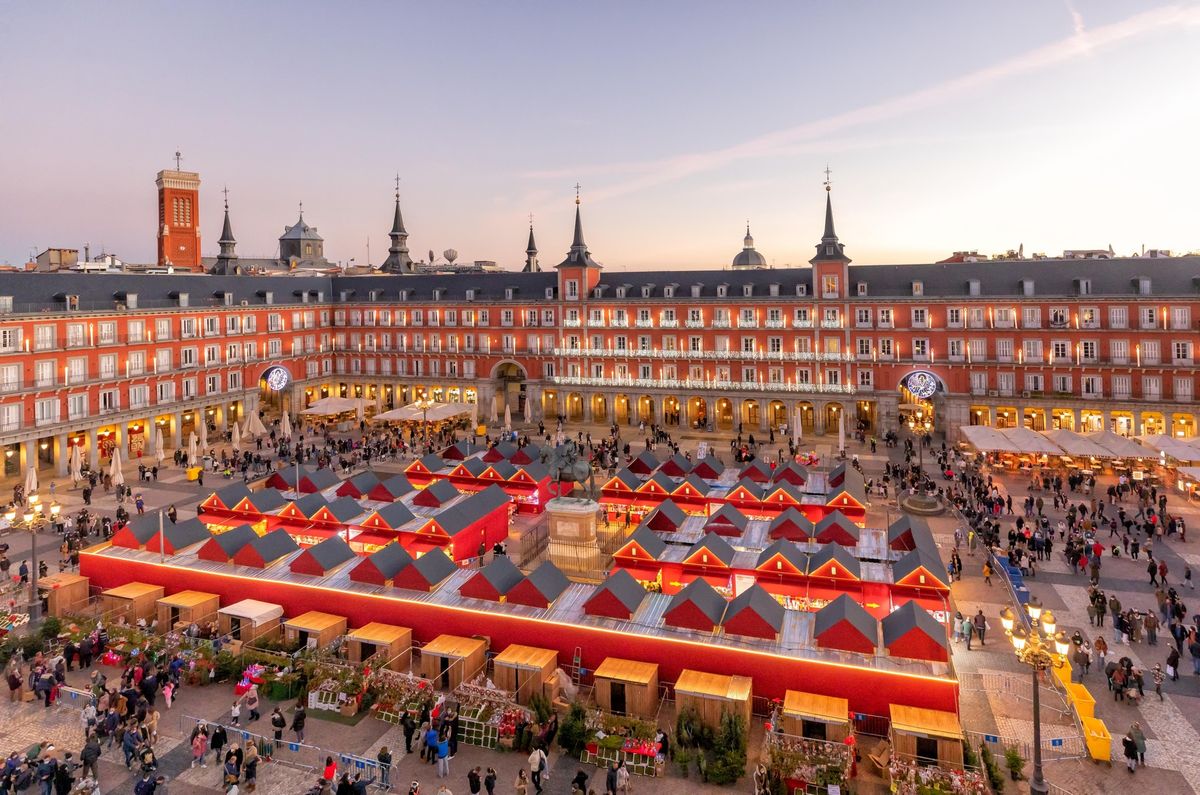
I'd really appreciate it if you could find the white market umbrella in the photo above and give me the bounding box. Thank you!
[837,412,845,453]
[488,398,498,423]
[109,448,124,487]
[247,412,269,437]
[524,396,532,424]
[470,401,478,427]
[231,421,242,453]
[793,407,802,445]
[503,403,512,431]
[355,401,365,423]
[280,410,293,440]
[198,419,209,451]
[187,432,198,467]
[69,445,83,485]
[154,427,166,465]
[24,464,37,495]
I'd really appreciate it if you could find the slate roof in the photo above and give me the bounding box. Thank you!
[523,561,570,602]
[892,547,950,588]
[619,525,667,560]
[419,479,460,505]
[323,496,366,523]
[299,535,355,572]
[813,594,877,645]
[769,507,816,539]
[639,471,676,494]
[685,532,736,567]
[305,468,341,491]
[377,474,415,498]
[121,514,163,545]
[456,458,490,478]
[692,456,725,478]
[290,492,329,518]
[362,542,414,580]
[755,538,808,572]
[705,503,748,532]
[160,517,212,551]
[371,501,417,529]
[211,482,252,509]
[411,548,458,586]
[415,453,447,473]
[882,601,947,652]
[433,484,509,535]
[724,584,785,633]
[808,543,861,579]
[676,473,711,497]
[344,471,381,494]
[605,468,642,491]
[772,461,809,484]
[474,555,525,596]
[246,488,287,513]
[666,579,728,626]
[644,499,686,531]
[814,511,861,544]
[590,569,647,614]
[245,528,300,563]
[210,524,258,557]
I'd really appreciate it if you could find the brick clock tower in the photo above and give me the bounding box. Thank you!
[156,153,202,271]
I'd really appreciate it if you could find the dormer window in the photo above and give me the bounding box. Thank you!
[742,285,753,297]
[796,284,807,297]
[665,285,676,299]
[616,286,627,299]
[856,282,868,296]
[641,285,652,298]
[433,288,445,301]
[1021,278,1035,297]
[466,289,476,301]
[545,287,555,299]
[1137,277,1152,295]
[769,284,780,297]
[691,284,702,298]
[1075,279,1092,296]
[505,288,514,300]
[176,292,189,307]
[716,285,728,298]
[911,281,924,296]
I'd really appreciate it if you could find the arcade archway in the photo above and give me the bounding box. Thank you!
[493,361,527,420]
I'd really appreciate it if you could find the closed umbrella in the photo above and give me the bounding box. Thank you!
[503,403,512,431]
[198,418,209,451]
[355,399,364,423]
[488,398,498,423]
[793,407,803,445]
[280,410,293,440]
[470,401,478,428]
[109,447,124,487]
[837,411,846,453]
[69,445,83,485]
[231,420,242,453]
[24,464,37,496]
[524,395,533,424]
[187,432,198,467]
[247,411,268,437]
[154,427,166,465]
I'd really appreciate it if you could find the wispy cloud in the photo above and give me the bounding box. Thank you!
[529,4,1199,204]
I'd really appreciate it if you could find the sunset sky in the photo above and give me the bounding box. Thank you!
[1,1,1198,270]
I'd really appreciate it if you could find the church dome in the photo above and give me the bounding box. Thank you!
[732,224,767,269]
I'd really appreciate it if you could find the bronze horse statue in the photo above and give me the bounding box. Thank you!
[541,439,597,500]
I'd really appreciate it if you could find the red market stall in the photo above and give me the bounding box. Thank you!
[722,584,785,640]
[663,579,726,632]
[146,518,213,556]
[290,535,356,577]
[769,508,816,542]
[813,511,861,546]
[368,474,415,502]
[197,524,259,564]
[232,529,299,568]
[704,503,748,537]
[413,479,460,508]
[584,570,648,620]
[507,561,570,608]
[813,594,878,655]
[460,555,525,602]
[336,471,381,499]
[882,601,949,663]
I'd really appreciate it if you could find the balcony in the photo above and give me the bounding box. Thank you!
[794,319,814,329]
[819,320,842,329]
[712,319,731,329]
[611,318,629,328]
[659,319,678,328]
[685,319,705,328]
[737,319,758,329]
[635,319,653,328]
[765,319,786,329]
[1111,356,1129,365]
[546,374,855,394]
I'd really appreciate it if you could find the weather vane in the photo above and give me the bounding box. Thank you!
[174,150,183,170]
[528,212,534,228]
[394,173,401,199]
[574,183,581,205]
[823,164,832,191]
[222,185,229,209]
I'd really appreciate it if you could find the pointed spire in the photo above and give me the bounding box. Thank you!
[524,214,539,273]
[809,175,850,265]
[822,190,837,241]
[557,186,600,269]
[219,187,235,245]
[381,175,414,274]
[213,187,240,275]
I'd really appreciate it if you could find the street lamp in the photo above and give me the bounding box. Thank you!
[4,493,61,623]
[998,599,1070,795]
[414,397,435,452]
[906,410,933,473]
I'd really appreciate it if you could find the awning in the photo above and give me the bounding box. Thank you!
[959,425,1017,452]
[373,402,472,423]
[998,426,1064,455]
[1177,466,1200,480]
[300,397,365,416]
[1040,429,1110,458]
[1137,435,1200,462]
[1083,430,1153,458]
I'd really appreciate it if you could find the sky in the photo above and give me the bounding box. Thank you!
[1,1,1199,270]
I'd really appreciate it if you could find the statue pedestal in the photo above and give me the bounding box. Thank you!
[545,497,603,575]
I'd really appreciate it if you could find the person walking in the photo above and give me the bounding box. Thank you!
[191,728,209,768]
[982,560,992,586]
[436,734,450,779]
[270,708,286,753]
[468,767,481,795]
[962,613,976,651]
[291,704,307,744]
[243,742,259,792]
[377,747,392,789]
[1152,664,1165,700]
[1130,722,1147,767]
[528,746,546,794]
[244,687,260,722]
[973,610,988,647]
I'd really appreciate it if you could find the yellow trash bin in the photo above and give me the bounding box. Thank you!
[1067,682,1095,719]
[186,466,202,482]
[1081,716,1111,764]
[1052,658,1073,688]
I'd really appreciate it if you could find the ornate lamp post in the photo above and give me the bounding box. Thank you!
[4,492,61,623]
[413,397,435,452]
[906,410,933,472]
[999,597,1070,795]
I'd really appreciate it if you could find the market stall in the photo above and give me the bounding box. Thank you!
[156,590,219,631]
[493,644,558,705]
[346,622,412,671]
[217,598,283,644]
[674,669,752,728]
[38,572,90,618]
[780,690,850,742]
[593,657,659,718]
[100,582,164,624]
[888,704,964,770]
[283,610,347,650]
[420,634,488,690]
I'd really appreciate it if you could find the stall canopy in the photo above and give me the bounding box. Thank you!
[460,555,525,602]
[722,584,785,639]
[290,535,356,577]
[584,569,648,619]
[218,599,284,626]
[507,560,570,608]
[337,471,381,498]
[755,539,808,576]
[882,601,949,662]
[374,401,471,423]
[663,578,728,632]
[768,508,816,542]
[300,396,366,416]
[959,425,1018,452]
[1083,430,1153,458]
[148,517,213,555]
[615,525,667,561]
[998,426,1064,455]
[813,511,861,546]
[812,594,878,654]
[1138,434,1200,462]
[1041,429,1111,458]
[889,704,962,740]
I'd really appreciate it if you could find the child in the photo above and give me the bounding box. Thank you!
[230,700,241,727]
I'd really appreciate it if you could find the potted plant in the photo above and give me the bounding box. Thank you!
[1004,745,1024,781]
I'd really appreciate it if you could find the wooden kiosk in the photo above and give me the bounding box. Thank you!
[217,599,283,645]
[156,591,219,631]
[674,669,753,728]
[592,657,659,718]
[888,704,964,770]
[346,623,412,671]
[493,644,558,705]
[420,634,488,690]
[283,611,348,650]
[100,582,164,624]
[781,690,851,742]
[38,572,90,618]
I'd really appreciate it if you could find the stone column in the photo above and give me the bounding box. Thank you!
[21,439,36,475]
[814,404,826,436]
[759,398,770,433]
[87,428,100,470]
[583,395,594,423]
[170,412,183,449]
[54,433,69,477]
